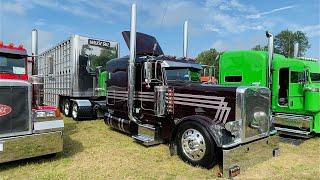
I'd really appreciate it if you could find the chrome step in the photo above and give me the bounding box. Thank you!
[132,124,162,146]
[275,127,313,138]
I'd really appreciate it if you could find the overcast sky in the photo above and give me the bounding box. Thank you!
[0,0,319,58]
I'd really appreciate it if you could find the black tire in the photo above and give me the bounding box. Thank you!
[176,121,217,169]
[71,102,79,121]
[63,99,71,117]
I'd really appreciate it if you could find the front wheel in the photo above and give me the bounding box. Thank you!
[176,121,217,169]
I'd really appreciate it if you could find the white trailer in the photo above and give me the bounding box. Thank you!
[37,35,119,119]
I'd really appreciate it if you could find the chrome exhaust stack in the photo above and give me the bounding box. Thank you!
[31,29,38,57]
[31,29,38,75]
[266,31,274,88]
[294,42,299,58]
[183,20,189,58]
[127,3,139,124]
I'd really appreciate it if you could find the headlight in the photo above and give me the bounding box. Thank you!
[46,111,56,117]
[35,110,56,118]
[36,111,46,118]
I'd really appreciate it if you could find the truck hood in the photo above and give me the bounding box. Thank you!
[169,81,238,97]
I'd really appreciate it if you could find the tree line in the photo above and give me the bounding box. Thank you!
[196,30,311,70]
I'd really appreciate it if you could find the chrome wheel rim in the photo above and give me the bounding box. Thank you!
[72,104,78,119]
[181,128,206,161]
[64,101,70,115]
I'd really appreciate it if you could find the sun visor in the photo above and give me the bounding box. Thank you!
[122,31,164,56]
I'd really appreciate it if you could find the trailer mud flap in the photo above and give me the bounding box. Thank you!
[0,131,63,163]
[221,135,279,178]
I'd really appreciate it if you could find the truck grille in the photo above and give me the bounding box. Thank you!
[237,87,270,142]
[0,84,30,137]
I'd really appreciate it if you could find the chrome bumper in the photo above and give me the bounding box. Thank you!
[0,131,63,163]
[221,135,279,178]
[274,113,311,130]
[0,120,64,163]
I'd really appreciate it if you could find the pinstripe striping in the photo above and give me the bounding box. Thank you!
[107,90,231,123]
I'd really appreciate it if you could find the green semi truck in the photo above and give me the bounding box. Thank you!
[217,32,320,137]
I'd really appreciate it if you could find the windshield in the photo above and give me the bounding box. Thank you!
[165,68,200,82]
[0,56,26,75]
[310,73,320,82]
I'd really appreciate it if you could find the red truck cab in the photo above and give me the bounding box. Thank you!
[0,41,28,81]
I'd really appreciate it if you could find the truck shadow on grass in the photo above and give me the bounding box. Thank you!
[0,121,84,172]
[279,134,307,146]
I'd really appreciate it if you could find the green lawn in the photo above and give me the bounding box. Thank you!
[0,118,319,179]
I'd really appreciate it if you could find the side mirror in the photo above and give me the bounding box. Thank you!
[304,69,310,84]
[144,62,152,85]
[96,66,102,74]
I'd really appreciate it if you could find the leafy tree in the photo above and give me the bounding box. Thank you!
[252,44,268,51]
[90,48,117,69]
[196,48,219,66]
[252,30,310,57]
[81,44,117,70]
[274,30,310,57]
[196,48,220,77]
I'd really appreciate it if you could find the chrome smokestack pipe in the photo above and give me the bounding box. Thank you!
[31,29,38,75]
[183,20,189,58]
[294,42,299,58]
[31,29,38,57]
[128,4,138,123]
[266,31,273,88]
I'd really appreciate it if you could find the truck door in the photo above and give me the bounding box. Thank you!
[288,66,305,110]
[139,61,163,116]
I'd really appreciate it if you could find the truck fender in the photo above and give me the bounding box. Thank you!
[70,99,94,119]
[70,99,92,107]
[169,115,224,156]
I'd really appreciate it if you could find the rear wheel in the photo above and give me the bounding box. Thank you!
[176,121,217,169]
[72,102,79,120]
[63,99,71,117]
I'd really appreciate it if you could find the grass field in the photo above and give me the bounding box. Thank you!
[0,117,319,179]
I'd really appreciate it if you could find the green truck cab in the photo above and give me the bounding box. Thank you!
[218,36,320,137]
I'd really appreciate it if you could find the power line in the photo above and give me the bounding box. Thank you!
[160,0,169,27]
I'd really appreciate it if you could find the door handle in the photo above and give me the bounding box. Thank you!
[290,101,293,107]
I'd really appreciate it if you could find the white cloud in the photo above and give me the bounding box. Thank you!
[246,5,296,19]
[35,19,46,26]
[0,1,27,15]
[301,25,320,37]
[212,40,229,51]
[205,0,257,13]
[204,24,220,32]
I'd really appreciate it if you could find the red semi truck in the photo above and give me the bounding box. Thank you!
[0,30,64,163]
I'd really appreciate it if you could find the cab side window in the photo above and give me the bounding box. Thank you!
[278,68,289,106]
[225,76,242,82]
[290,71,305,83]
